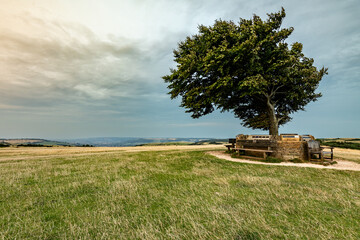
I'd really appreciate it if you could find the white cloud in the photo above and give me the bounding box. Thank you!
[0,104,22,110]
[0,13,153,105]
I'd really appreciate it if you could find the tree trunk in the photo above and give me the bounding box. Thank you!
[266,97,279,137]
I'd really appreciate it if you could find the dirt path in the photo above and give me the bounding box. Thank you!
[207,151,360,171]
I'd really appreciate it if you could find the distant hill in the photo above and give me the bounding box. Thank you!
[0,138,72,147]
[60,137,227,147]
[0,137,228,147]
[0,138,44,145]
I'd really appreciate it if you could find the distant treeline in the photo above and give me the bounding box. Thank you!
[319,139,360,150]
[17,144,52,147]
[322,142,360,150]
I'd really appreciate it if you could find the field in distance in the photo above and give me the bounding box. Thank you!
[320,138,360,150]
[0,145,359,239]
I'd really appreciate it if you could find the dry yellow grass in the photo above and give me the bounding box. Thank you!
[333,147,360,163]
[0,145,359,239]
[0,145,224,162]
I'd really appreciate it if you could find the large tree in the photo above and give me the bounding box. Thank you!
[163,8,327,136]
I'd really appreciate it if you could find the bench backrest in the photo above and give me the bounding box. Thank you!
[229,138,236,144]
[247,135,271,140]
[301,135,315,141]
[307,140,321,150]
[280,134,301,142]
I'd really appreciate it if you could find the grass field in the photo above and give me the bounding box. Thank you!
[0,147,359,239]
[332,148,360,164]
[320,138,360,150]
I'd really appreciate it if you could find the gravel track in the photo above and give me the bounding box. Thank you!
[208,151,360,171]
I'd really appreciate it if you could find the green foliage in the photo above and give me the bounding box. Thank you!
[163,8,327,135]
[265,156,283,163]
[17,144,52,147]
[289,158,306,163]
[323,141,360,150]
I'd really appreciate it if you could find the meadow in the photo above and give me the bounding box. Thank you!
[0,146,359,239]
[319,138,360,151]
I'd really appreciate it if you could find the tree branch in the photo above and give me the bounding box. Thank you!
[270,84,285,98]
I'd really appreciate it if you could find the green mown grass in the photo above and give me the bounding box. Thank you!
[0,150,359,239]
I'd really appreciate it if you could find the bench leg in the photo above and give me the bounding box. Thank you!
[331,148,334,161]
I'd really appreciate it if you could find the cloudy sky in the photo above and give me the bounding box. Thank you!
[0,0,359,139]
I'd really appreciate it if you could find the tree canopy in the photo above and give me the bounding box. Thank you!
[163,8,327,136]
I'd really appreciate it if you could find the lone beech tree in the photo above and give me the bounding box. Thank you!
[163,8,327,136]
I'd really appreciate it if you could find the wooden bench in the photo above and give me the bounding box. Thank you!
[225,138,236,151]
[234,148,274,159]
[307,140,334,161]
[322,147,334,161]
